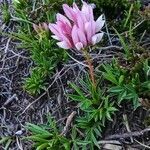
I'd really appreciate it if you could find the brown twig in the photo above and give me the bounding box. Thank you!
[105,128,150,140]
[123,114,133,143]
[60,111,77,136]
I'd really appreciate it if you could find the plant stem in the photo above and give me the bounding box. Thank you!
[83,48,96,88]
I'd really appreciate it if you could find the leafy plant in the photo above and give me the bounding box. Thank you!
[24,67,47,95]
[25,115,71,150]
[1,2,11,24]
[12,0,29,9]
[68,75,117,149]
[10,28,67,94]
[101,58,150,109]
[9,0,69,94]
[0,136,13,150]
[91,0,141,28]
[70,126,92,150]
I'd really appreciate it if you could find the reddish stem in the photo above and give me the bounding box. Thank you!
[83,49,96,88]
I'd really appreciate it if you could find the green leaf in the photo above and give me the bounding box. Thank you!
[113,27,130,57]
[91,132,100,149]
[63,142,70,150]
[141,81,150,89]
[123,4,134,28]
[69,83,85,98]
[119,75,124,85]
[80,100,92,110]
[68,94,85,102]
[25,136,49,143]
[4,139,12,150]
[133,96,140,109]
[118,90,127,103]
[93,128,101,136]
[103,72,118,85]
[26,123,51,135]
[124,93,135,99]
[0,136,11,144]
[36,143,49,150]
[109,86,124,93]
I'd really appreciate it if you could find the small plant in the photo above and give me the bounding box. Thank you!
[12,0,29,9]
[100,58,150,109]
[24,67,47,95]
[10,0,69,95]
[25,115,71,150]
[25,114,97,150]
[68,75,117,149]
[10,27,66,95]
[1,2,11,24]
[0,136,13,150]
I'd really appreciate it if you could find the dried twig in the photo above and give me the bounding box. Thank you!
[134,139,150,149]
[61,111,77,136]
[98,140,121,145]
[105,128,150,140]
[67,53,89,68]
[123,114,133,143]
[3,94,18,107]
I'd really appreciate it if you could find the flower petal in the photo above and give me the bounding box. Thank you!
[49,23,61,39]
[92,33,104,45]
[57,41,71,49]
[42,23,48,31]
[63,4,75,21]
[56,13,71,27]
[75,42,83,50]
[85,22,91,43]
[96,15,105,32]
[82,1,94,21]
[77,28,87,46]
[85,21,95,43]
[57,21,71,35]
[77,13,85,31]
[73,2,80,12]
[71,25,79,45]
[51,35,60,40]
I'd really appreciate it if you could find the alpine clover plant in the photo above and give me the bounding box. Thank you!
[49,2,117,149]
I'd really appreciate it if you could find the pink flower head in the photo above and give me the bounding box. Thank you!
[33,23,49,33]
[49,1,105,50]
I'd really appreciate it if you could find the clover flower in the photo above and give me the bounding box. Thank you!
[49,1,105,50]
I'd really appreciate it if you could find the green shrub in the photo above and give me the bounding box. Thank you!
[10,0,69,94]
[1,2,11,24]
[68,75,117,149]
[100,57,150,109]
[25,115,71,150]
